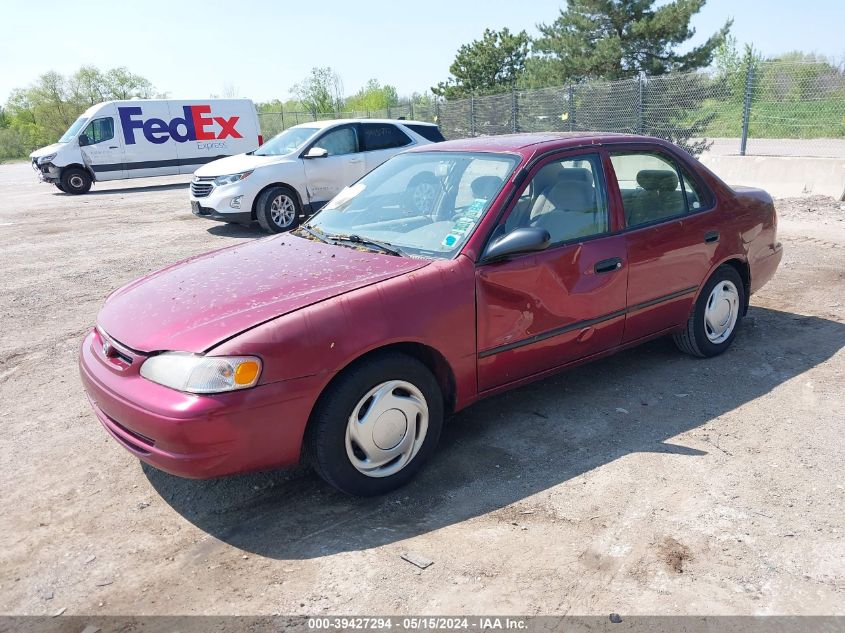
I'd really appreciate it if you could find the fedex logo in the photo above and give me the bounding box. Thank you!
[118,105,242,145]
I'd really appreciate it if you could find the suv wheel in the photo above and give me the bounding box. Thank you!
[256,186,301,233]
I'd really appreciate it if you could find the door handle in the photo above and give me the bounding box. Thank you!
[594,257,623,274]
[704,230,720,243]
[108,146,119,149]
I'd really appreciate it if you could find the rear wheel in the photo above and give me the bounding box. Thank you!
[256,186,300,233]
[60,167,92,195]
[306,352,444,496]
[674,265,745,357]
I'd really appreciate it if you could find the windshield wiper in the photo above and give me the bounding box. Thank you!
[343,234,405,257]
[297,224,334,244]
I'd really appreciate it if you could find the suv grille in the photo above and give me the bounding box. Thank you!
[191,177,215,198]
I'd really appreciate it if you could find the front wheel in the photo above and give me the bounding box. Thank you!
[306,352,444,496]
[256,186,301,233]
[54,183,66,193]
[674,264,745,357]
[60,167,92,195]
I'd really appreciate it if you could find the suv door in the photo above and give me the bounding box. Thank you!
[301,124,366,211]
[475,152,628,392]
[359,122,413,172]
[607,147,718,342]
[79,114,125,180]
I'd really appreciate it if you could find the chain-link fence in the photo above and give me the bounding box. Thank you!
[257,59,845,158]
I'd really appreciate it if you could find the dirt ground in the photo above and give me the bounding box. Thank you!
[0,162,843,617]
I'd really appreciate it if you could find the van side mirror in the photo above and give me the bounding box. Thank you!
[304,147,328,159]
[78,134,90,147]
[483,227,551,261]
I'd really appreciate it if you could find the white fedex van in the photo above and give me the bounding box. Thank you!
[189,118,445,233]
[29,99,261,194]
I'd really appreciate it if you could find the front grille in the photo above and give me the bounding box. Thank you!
[191,177,215,198]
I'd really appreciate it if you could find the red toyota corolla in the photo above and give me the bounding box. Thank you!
[80,133,782,496]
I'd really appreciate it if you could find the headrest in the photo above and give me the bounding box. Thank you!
[543,180,594,212]
[471,176,503,199]
[558,167,593,185]
[636,169,678,192]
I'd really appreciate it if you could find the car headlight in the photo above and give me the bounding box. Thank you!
[38,153,57,164]
[214,171,253,186]
[140,352,262,394]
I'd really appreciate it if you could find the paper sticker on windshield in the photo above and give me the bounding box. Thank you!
[442,233,461,248]
[468,198,487,212]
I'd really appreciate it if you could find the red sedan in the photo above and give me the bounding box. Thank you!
[79,133,782,496]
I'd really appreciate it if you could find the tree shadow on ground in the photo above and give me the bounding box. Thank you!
[144,306,845,559]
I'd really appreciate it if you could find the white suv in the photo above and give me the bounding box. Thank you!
[189,118,444,233]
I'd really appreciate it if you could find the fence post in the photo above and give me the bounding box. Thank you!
[636,73,644,134]
[740,60,755,156]
[434,98,440,124]
[409,101,415,121]
[511,86,518,133]
[567,84,575,132]
[387,105,392,119]
[470,96,476,136]
[280,110,284,131]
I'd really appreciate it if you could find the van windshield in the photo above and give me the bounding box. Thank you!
[58,117,89,143]
[254,127,318,156]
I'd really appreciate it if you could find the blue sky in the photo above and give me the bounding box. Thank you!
[1,0,842,104]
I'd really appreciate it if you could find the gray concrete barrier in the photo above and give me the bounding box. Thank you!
[700,155,845,200]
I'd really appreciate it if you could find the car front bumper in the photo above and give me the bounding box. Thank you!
[78,329,319,479]
[189,180,260,223]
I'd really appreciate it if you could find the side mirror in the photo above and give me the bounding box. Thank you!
[304,147,328,159]
[483,227,551,261]
[78,134,90,147]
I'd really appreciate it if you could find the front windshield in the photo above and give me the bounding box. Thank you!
[58,116,89,143]
[302,151,519,259]
[254,126,318,156]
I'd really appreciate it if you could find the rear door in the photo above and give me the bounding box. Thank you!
[359,122,414,172]
[607,147,718,342]
[301,124,367,210]
[78,107,125,180]
[475,151,628,392]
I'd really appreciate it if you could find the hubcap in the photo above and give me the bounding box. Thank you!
[69,175,84,189]
[345,380,429,478]
[270,194,296,228]
[411,182,437,213]
[704,280,740,344]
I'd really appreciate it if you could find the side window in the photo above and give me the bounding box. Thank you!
[313,126,358,156]
[610,152,686,227]
[679,166,708,211]
[360,123,412,151]
[82,117,114,145]
[504,154,608,245]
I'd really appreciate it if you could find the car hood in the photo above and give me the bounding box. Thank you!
[97,235,430,353]
[193,153,294,176]
[30,143,64,159]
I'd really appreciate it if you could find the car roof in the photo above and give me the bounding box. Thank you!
[291,118,437,130]
[404,131,657,154]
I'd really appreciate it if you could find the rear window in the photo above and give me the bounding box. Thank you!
[406,124,445,143]
[360,123,412,151]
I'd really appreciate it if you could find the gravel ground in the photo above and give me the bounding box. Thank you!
[0,163,843,616]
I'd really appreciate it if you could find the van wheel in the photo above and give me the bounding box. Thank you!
[54,183,66,193]
[674,265,745,358]
[60,168,92,195]
[306,352,444,496]
[256,186,300,233]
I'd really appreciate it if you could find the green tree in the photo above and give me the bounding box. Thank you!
[525,0,732,86]
[291,67,344,115]
[433,27,530,99]
[345,79,399,113]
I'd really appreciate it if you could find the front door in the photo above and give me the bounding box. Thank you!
[302,124,367,211]
[607,149,718,342]
[79,115,125,181]
[475,152,628,392]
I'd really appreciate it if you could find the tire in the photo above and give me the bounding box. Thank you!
[54,183,66,193]
[306,352,444,496]
[256,186,301,233]
[403,172,439,214]
[60,167,92,195]
[674,264,745,358]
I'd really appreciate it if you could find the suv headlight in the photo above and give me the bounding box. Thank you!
[38,153,57,164]
[140,352,262,394]
[214,171,253,186]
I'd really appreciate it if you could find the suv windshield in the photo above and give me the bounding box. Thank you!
[302,151,519,259]
[254,127,318,156]
[58,116,89,143]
